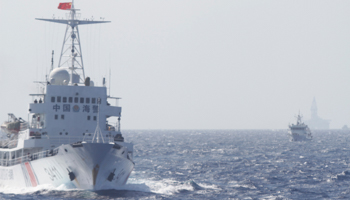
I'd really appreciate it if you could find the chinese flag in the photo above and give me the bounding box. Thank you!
[58,2,72,10]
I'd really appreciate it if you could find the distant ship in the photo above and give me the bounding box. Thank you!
[304,97,330,130]
[288,113,312,141]
[0,1,134,190]
[342,125,349,130]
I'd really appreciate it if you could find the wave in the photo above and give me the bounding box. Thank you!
[331,170,350,181]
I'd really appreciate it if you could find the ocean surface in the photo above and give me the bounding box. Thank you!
[1,129,350,199]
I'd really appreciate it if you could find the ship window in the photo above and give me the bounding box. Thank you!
[86,98,90,104]
[59,132,62,135]
[57,96,61,103]
[51,97,55,103]
[69,97,73,103]
[55,115,58,120]
[80,97,84,103]
[93,116,97,121]
[74,97,78,103]
[83,133,85,136]
[66,132,68,135]
[92,98,96,104]
[63,97,67,103]
[61,115,64,120]
[87,116,91,120]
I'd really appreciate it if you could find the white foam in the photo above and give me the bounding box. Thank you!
[198,182,220,190]
[127,178,221,195]
[127,178,188,195]
[0,184,56,194]
[0,175,217,196]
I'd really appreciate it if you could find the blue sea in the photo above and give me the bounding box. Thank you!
[1,129,350,199]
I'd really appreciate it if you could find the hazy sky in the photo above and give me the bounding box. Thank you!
[1,0,350,129]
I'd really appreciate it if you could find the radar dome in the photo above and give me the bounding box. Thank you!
[49,68,70,85]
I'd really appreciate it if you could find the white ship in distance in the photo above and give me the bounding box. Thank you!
[288,112,312,142]
[0,1,134,190]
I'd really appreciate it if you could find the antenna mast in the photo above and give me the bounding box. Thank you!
[109,68,111,96]
[92,98,104,143]
[51,50,54,72]
[36,1,110,85]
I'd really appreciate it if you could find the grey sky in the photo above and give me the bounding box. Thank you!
[1,0,350,129]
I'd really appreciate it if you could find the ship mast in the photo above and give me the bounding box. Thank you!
[36,0,110,85]
[296,110,303,124]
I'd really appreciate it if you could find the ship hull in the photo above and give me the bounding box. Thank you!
[0,142,134,190]
[288,131,312,142]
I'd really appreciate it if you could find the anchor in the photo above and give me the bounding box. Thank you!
[67,168,76,181]
[107,168,116,182]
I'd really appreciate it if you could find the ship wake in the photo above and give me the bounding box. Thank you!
[0,177,219,199]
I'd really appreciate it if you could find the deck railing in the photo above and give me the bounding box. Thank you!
[39,135,115,146]
[0,134,116,149]
[0,135,120,167]
[0,148,59,167]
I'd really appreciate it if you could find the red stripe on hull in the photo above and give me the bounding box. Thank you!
[25,162,37,187]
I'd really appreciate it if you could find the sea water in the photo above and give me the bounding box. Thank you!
[0,129,350,199]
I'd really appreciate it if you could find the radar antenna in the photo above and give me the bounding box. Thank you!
[35,0,110,85]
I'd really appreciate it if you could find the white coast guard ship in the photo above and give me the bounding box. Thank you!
[288,113,312,142]
[0,1,134,190]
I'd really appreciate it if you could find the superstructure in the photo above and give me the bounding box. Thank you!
[0,1,134,190]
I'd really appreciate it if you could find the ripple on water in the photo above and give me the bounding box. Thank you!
[2,130,350,199]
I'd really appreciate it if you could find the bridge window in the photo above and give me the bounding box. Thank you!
[63,97,67,103]
[80,97,84,103]
[51,97,55,103]
[92,98,96,104]
[74,97,78,103]
[57,96,61,103]
[69,97,73,103]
